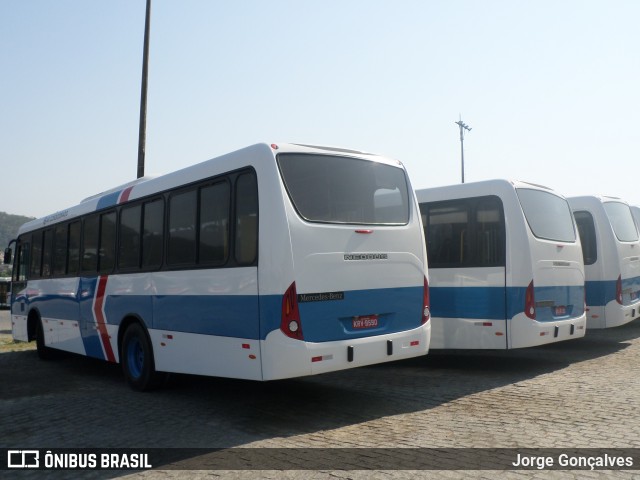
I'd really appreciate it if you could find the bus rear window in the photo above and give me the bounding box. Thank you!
[277,153,410,225]
[516,188,576,242]
[603,202,639,242]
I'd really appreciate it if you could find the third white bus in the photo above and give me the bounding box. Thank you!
[569,196,640,328]
[416,180,586,349]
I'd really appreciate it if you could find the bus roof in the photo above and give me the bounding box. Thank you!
[415,178,559,202]
[17,142,401,236]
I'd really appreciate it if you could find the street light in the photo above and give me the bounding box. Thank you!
[455,116,472,183]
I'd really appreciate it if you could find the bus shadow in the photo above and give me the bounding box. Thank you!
[1,319,639,475]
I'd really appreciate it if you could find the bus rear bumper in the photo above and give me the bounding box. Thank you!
[261,323,430,381]
[510,313,587,348]
[592,301,640,329]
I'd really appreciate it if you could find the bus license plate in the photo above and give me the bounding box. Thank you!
[554,306,566,316]
[353,315,379,329]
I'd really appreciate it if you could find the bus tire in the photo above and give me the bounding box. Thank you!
[121,323,165,391]
[35,318,60,360]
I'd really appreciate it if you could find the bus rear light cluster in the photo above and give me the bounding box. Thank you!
[616,275,623,305]
[281,282,304,340]
[525,280,536,320]
[422,276,430,324]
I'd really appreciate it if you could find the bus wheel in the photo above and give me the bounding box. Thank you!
[35,318,59,360]
[121,323,165,391]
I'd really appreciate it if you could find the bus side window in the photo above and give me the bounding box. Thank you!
[82,215,100,272]
[235,172,258,266]
[168,189,197,266]
[425,201,469,267]
[574,211,597,265]
[476,197,505,267]
[67,221,81,275]
[30,232,43,278]
[119,204,142,270]
[142,199,164,269]
[42,229,54,277]
[200,182,230,266]
[53,224,68,276]
[15,240,30,282]
[99,211,117,273]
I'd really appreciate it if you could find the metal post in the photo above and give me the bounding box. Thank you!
[455,117,472,183]
[137,0,151,179]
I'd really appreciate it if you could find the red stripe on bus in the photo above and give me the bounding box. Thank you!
[119,186,134,204]
[94,276,116,363]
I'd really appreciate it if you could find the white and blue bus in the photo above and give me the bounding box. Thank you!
[4,143,430,390]
[568,196,640,329]
[416,180,586,349]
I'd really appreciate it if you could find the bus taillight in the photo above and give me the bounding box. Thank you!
[422,276,430,324]
[616,275,623,305]
[281,282,304,340]
[525,280,536,320]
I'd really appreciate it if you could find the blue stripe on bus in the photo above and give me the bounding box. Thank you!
[430,285,585,322]
[585,276,640,307]
[96,191,122,210]
[429,287,506,320]
[25,283,423,345]
[150,295,260,339]
[585,280,615,308]
[260,286,424,343]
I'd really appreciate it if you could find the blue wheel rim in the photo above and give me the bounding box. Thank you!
[127,336,144,379]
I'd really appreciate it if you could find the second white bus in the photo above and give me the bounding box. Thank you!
[416,180,586,349]
[5,143,431,390]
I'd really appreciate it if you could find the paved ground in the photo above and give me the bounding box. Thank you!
[1,308,640,479]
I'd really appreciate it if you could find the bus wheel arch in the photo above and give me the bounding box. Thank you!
[27,309,40,342]
[29,309,59,360]
[119,318,166,391]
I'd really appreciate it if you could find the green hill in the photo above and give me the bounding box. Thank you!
[0,211,34,249]
[0,212,34,275]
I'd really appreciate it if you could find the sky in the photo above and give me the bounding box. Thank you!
[2,0,639,219]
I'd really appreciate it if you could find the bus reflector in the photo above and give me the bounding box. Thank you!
[281,282,303,340]
[422,276,430,324]
[311,356,322,362]
[410,340,419,347]
[242,344,250,349]
[525,280,536,320]
[616,275,623,304]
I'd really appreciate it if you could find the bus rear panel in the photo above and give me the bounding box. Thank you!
[417,180,586,349]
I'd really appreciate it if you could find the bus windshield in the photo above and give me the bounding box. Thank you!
[516,188,576,242]
[603,202,639,242]
[277,153,410,225]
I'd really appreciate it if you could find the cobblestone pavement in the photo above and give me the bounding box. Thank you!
[1,308,640,479]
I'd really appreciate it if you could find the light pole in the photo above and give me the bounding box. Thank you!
[137,0,151,179]
[455,116,471,183]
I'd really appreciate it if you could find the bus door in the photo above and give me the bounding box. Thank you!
[9,237,29,341]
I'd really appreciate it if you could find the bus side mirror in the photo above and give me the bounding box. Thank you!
[3,248,11,265]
